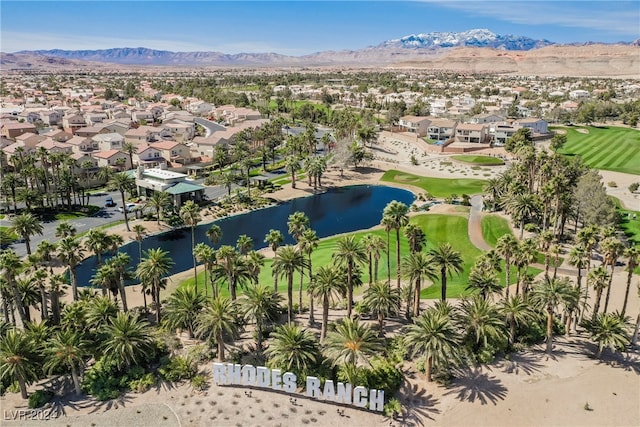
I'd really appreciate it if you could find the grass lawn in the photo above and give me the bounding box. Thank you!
[452,155,505,166]
[381,170,487,198]
[610,197,640,245]
[555,126,640,175]
[181,211,539,301]
[481,215,513,247]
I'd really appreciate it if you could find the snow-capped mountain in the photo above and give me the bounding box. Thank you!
[380,29,554,50]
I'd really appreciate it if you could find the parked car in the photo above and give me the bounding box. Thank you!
[104,197,116,207]
[118,203,136,213]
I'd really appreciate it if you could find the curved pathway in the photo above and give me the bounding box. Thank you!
[467,195,578,277]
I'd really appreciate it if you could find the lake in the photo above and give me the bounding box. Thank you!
[76,185,415,285]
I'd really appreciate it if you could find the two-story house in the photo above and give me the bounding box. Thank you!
[398,116,432,136]
[134,146,165,169]
[62,114,87,134]
[150,140,192,166]
[66,136,96,154]
[93,132,124,151]
[91,149,131,170]
[426,119,457,142]
[454,123,491,144]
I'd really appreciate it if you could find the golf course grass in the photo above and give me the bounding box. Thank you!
[451,155,504,166]
[181,210,539,301]
[381,170,487,198]
[481,215,513,247]
[555,126,640,175]
[610,196,640,245]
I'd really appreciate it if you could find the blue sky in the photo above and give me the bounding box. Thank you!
[1,1,638,54]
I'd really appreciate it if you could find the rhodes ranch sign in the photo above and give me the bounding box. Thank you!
[212,363,384,412]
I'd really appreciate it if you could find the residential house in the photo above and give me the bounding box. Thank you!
[134,146,165,169]
[398,115,432,136]
[99,119,131,136]
[1,121,37,140]
[124,125,169,145]
[131,109,154,123]
[491,123,520,146]
[426,118,457,142]
[62,114,87,134]
[92,149,130,170]
[14,132,46,148]
[192,134,231,158]
[66,136,96,154]
[470,113,505,124]
[75,126,106,138]
[84,111,108,126]
[39,110,63,126]
[93,132,124,151]
[162,119,195,142]
[186,101,214,116]
[150,140,192,166]
[35,139,73,155]
[454,123,490,144]
[513,118,549,135]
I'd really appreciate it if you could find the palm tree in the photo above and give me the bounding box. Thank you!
[333,235,367,318]
[180,200,202,287]
[206,224,223,247]
[212,245,251,301]
[429,243,464,302]
[588,266,610,320]
[91,261,118,298]
[621,246,639,316]
[55,222,77,238]
[361,234,384,285]
[600,237,623,314]
[583,312,631,358]
[236,234,253,256]
[496,234,519,299]
[10,212,43,255]
[402,252,437,318]
[380,215,394,283]
[145,191,171,226]
[241,284,282,351]
[101,312,154,369]
[466,268,502,301]
[132,224,146,262]
[0,328,39,399]
[323,318,382,384]
[272,245,308,324]
[194,243,216,296]
[265,324,320,377]
[382,201,409,288]
[285,156,301,189]
[500,294,536,346]
[506,192,539,239]
[57,236,84,301]
[123,142,138,169]
[362,281,401,334]
[531,277,577,354]
[459,296,505,353]
[44,329,90,395]
[405,308,461,383]
[85,228,110,267]
[568,244,588,293]
[108,172,136,232]
[163,286,206,338]
[298,228,318,318]
[0,250,29,326]
[136,248,174,323]
[264,229,285,292]
[538,230,555,277]
[195,296,239,362]
[85,296,119,330]
[310,265,346,341]
[218,171,237,196]
[404,223,427,254]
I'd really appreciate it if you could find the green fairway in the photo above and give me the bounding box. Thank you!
[610,197,640,246]
[381,170,487,198]
[451,155,504,166]
[556,126,640,175]
[481,215,513,247]
[181,212,541,301]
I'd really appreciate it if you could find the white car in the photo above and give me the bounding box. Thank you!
[118,203,136,213]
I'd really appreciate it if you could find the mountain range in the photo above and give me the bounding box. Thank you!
[2,29,638,76]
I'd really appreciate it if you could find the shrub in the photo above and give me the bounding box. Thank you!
[362,358,403,398]
[524,223,539,233]
[629,182,639,193]
[82,358,126,400]
[384,397,402,418]
[28,390,53,409]
[158,355,197,382]
[461,194,471,206]
[410,155,419,166]
[129,373,156,393]
[191,374,209,391]
[608,181,617,188]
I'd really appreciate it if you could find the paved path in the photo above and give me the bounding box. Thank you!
[466,195,578,277]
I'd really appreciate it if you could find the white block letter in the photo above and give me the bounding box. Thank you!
[369,389,385,412]
[256,366,270,387]
[271,369,282,390]
[322,380,336,401]
[336,382,352,405]
[353,386,368,408]
[282,373,297,393]
[212,362,226,384]
[227,364,242,385]
[306,376,321,398]
[241,365,257,385]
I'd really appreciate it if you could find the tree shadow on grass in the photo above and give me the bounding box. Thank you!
[445,367,507,406]
[397,381,441,426]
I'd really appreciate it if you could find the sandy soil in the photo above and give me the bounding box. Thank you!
[3,132,639,427]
